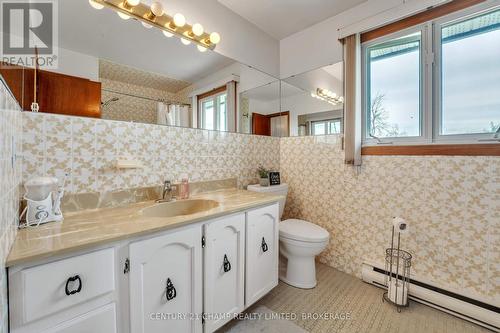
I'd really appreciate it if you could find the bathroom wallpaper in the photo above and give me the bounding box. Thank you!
[280,135,499,305]
[99,59,192,93]
[0,79,22,333]
[100,78,191,124]
[21,112,280,195]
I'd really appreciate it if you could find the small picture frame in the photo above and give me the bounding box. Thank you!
[269,172,280,186]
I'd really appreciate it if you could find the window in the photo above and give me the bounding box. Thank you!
[311,119,343,136]
[366,32,422,139]
[199,91,227,131]
[439,9,500,136]
[362,5,500,145]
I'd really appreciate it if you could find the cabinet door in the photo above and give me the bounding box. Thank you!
[245,203,279,307]
[129,226,202,333]
[204,213,245,333]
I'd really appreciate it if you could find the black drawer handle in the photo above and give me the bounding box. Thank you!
[223,254,231,273]
[261,237,268,253]
[166,278,177,301]
[65,275,82,296]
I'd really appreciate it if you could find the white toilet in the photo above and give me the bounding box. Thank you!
[247,183,329,289]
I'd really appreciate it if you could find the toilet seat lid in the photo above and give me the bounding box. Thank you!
[280,219,329,243]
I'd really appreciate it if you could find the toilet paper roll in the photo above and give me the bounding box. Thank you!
[393,217,409,234]
[389,279,408,305]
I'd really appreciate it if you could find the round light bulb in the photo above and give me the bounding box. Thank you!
[209,32,220,44]
[150,1,164,16]
[331,92,337,98]
[192,23,204,37]
[89,0,104,9]
[162,30,173,38]
[117,11,131,20]
[197,45,207,52]
[173,13,186,27]
[127,0,140,6]
[310,92,315,98]
[181,38,191,45]
[142,22,152,29]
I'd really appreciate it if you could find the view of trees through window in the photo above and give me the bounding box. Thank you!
[367,34,421,138]
[365,8,500,141]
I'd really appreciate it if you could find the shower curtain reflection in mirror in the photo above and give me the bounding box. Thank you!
[157,102,191,127]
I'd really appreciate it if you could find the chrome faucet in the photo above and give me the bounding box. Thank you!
[157,180,174,202]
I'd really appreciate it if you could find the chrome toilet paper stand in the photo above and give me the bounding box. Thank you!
[383,218,412,312]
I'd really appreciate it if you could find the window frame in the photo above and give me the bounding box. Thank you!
[198,90,228,131]
[311,118,343,136]
[362,24,431,146]
[361,3,500,147]
[433,4,500,143]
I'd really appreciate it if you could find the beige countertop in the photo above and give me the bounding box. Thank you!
[7,189,281,267]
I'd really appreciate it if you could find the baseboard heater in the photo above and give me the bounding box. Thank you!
[361,263,500,332]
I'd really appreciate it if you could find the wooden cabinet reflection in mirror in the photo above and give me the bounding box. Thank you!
[252,112,289,137]
[0,62,102,118]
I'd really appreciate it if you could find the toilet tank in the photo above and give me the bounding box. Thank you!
[247,184,288,218]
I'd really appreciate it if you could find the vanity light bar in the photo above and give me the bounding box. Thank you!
[89,0,220,51]
[312,88,344,105]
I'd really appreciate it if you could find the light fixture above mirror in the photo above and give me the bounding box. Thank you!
[312,88,344,105]
[88,0,220,52]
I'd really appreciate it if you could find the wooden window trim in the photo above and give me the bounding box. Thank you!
[361,0,487,43]
[361,144,500,156]
[196,85,227,100]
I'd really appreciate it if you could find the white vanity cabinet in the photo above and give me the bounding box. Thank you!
[8,248,118,333]
[245,203,280,307]
[129,225,203,333]
[40,303,117,333]
[203,213,246,332]
[8,202,279,333]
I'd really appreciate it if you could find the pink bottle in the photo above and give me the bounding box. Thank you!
[179,178,190,199]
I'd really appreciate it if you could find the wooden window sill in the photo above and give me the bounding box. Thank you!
[361,144,500,156]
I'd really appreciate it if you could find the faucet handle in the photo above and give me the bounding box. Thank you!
[163,180,172,188]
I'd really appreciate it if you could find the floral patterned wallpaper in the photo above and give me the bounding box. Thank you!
[280,135,499,305]
[22,112,280,194]
[17,111,500,309]
[0,78,22,333]
[100,78,191,124]
[99,59,193,125]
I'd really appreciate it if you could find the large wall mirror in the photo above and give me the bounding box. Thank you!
[281,62,344,137]
[0,0,279,135]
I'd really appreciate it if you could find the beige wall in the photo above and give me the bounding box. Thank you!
[0,79,22,333]
[22,112,280,194]
[280,135,499,305]
[101,78,191,124]
[12,112,500,322]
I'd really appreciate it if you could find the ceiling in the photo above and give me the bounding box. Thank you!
[99,60,192,93]
[241,80,303,102]
[284,62,344,96]
[218,0,367,40]
[58,1,234,82]
[323,62,343,82]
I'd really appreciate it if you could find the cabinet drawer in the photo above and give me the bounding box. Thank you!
[16,248,115,324]
[40,303,117,333]
[245,203,279,307]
